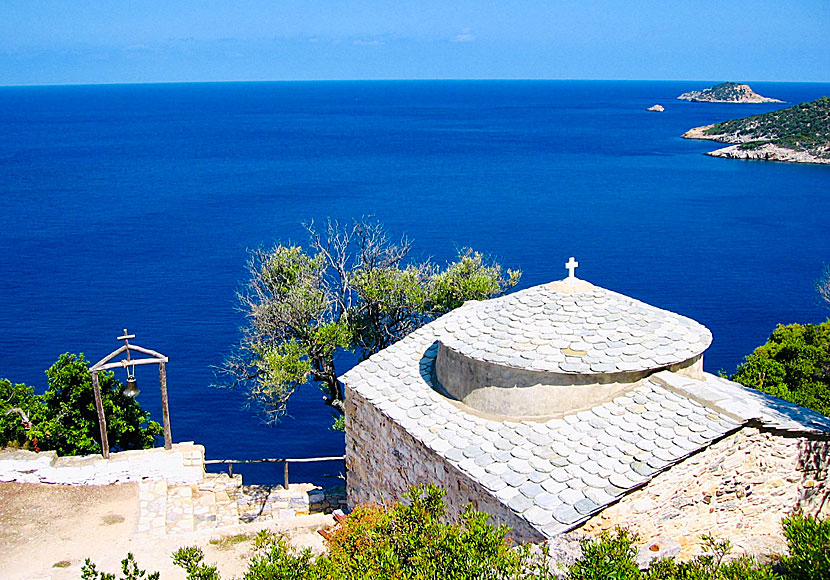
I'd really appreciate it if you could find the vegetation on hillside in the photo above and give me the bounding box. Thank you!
[702,97,830,159]
[731,321,830,417]
[679,82,782,103]
[220,218,520,425]
[82,485,830,580]
[1,353,161,455]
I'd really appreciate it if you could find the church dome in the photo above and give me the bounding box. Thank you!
[431,262,712,418]
[436,278,711,375]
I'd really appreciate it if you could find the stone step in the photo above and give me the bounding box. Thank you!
[166,483,195,534]
[137,472,344,535]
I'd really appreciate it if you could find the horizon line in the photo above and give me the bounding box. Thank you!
[3,78,830,89]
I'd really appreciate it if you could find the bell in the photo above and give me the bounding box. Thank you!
[123,375,140,398]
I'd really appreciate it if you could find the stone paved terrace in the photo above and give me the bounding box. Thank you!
[439,278,712,375]
[342,279,830,539]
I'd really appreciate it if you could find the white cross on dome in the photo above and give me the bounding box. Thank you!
[565,256,578,279]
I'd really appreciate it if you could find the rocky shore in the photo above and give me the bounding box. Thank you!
[682,124,830,165]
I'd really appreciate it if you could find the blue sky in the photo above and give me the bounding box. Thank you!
[1,0,828,85]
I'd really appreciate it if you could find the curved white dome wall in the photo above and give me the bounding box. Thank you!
[433,278,711,418]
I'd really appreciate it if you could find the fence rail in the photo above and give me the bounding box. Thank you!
[204,455,345,488]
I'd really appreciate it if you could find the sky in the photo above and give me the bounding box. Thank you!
[1,0,828,85]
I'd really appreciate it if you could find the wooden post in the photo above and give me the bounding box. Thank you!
[159,362,172,450]
[90,371,110,459]
[284,460,290,489]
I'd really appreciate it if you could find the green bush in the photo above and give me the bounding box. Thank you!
[567,528,640,580]
[731,321,830,417]
[0,353,162,456]
[81,553,159,580]
[778,512,830,580]
[321,484,530,580]
[0,378,39,449]
[644,536,778,580]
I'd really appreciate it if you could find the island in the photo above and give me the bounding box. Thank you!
[682,96,830,164]
[677,82,783,103]
[647,104,665,112]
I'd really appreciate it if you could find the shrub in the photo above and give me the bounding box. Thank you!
[644,536,778,579]
[241,532,317,580]
[0,378,39,449]
[81,553,159,580]
[567,528,641,580]
[323,483,528,580]
[78,493,830,580]
[172,546,221,580]
[778,512,830,580]
[731,321,830,417]
[0,353,162,456]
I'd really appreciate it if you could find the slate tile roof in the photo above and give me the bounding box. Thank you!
[341,280,830,537]
[439,280,712,375]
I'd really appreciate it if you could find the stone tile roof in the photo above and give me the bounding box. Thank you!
[655,371,830,434]
[438,279,712,375]
[342,311,830,538]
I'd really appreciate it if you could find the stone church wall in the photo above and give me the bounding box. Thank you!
[345,386,544,542]
[577,427,830,560]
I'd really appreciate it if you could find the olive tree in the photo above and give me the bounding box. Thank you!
[221,218,520,422]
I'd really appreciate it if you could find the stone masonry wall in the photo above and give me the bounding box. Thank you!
[577,427,830,560]
[346,386,543,542]
[0,442,205,485]
[238,483,347,522]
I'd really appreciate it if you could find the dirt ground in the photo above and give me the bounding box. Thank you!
[0,482,332,580]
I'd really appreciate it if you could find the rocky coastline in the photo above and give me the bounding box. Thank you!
[682,124,830,165]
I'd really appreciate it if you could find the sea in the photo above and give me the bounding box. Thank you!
[1,80,829,485]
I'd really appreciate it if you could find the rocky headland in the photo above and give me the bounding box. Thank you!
[677,82,783,103]
[682,96,830,165]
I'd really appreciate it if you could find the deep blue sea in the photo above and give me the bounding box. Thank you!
[1,80,829,484]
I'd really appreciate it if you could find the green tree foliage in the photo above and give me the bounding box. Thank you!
[0,353,162,455]
[222,218,520,422]
[731,322,830,417]
[777,512,830,580]
[0,378,38,449]
[567,528,641,580]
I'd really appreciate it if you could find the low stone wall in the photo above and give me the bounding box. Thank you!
[238,483,347,522]
[577,427,830,560]
[0,443,205,485]
[345,387,542,542]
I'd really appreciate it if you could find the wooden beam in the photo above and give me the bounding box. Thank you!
[159,362,172,450]
[128,343,167,360]
[89,344,167,372]
[90,345,128,370]
[90,371,110,459]
[91,356,169,372]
